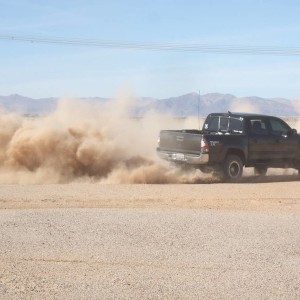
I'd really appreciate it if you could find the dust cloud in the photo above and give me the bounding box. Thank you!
[0,93,211,184]
[292,100,300,131]
[229,99,260,113]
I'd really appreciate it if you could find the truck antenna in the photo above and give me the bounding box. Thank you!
[198,90,201,130]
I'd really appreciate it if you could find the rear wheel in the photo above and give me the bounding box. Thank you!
[254,166,268,176]
[223,155,243,182]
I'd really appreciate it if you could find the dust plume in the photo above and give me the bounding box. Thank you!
[229,99,260,113]
[0,93,211,184]
[292,100,300,131]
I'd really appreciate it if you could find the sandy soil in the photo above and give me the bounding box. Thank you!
[0,180,300,299]
[1,95,300,298]
[1,175,300,211]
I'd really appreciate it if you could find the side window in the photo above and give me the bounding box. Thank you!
[250,119,268,135]
[204,117,219,132]
[229,118,243,133]
[219,117,229,132]
[270,119,290,135]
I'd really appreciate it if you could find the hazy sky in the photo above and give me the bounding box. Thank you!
[1,0,300,99]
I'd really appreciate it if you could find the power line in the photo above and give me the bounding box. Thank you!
[1,34,300,56]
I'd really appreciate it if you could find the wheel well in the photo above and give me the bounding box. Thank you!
[225,149,245,165]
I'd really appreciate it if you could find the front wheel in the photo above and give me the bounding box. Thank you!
[223,155,243,182]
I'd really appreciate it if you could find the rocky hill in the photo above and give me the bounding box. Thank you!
[0,93,299,116]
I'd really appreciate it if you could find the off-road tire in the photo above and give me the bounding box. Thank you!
[223,155,243,182]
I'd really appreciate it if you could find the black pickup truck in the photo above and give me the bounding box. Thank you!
[157,112,300,181]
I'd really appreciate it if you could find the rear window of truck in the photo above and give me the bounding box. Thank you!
[203,116,243,133]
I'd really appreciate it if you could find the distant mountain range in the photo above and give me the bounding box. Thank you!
[0,93,299,116]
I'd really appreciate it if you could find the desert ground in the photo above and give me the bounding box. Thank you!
[1,177,300,300]
[0,105,300,299]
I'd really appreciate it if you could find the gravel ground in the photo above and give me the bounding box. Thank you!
[0,182,300,299]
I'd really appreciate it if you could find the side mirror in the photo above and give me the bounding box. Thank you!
[289,128,298,136]
[282,128,297,137]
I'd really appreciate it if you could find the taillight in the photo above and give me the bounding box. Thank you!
[200,137,209,153]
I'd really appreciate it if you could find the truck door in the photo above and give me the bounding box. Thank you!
[248,118,274,161]
[268,117,298,160]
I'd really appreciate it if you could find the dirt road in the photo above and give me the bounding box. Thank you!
[0,180,300,299]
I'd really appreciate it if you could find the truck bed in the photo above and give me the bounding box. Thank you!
[158,130,203,154]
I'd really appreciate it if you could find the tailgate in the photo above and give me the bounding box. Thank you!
[158,130,202,154]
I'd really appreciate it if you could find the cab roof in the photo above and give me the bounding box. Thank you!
[207,112,276,119]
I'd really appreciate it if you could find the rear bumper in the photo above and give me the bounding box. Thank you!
[157,149,209,165]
